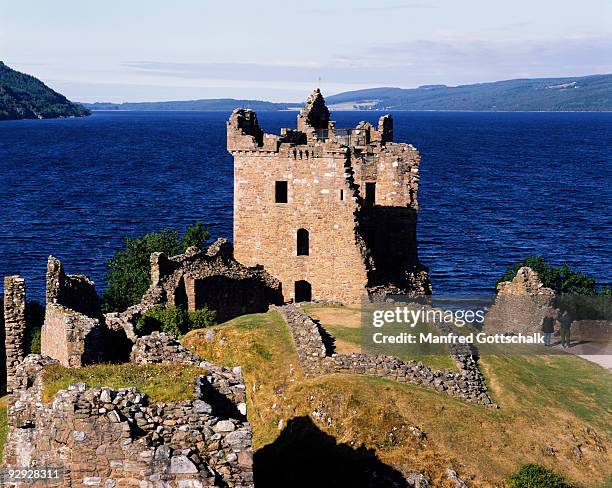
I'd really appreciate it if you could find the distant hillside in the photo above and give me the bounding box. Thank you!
[325,74,612,111]
[83,74,612,113]
[84,99,299,112]
[0,62,89,120]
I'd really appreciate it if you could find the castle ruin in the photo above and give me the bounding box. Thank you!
[228,89,431,304]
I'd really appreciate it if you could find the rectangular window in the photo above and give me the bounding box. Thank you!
[365,182,376,206]
[340,189,344,201]
[275,181,288,203]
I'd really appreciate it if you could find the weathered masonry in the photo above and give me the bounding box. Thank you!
[228,89,431,304]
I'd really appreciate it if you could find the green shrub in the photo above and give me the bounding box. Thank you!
[25,300,45,354]
[135,305,216,337]
[508,464,573,488]
[497,256,609,295]
[30,327,41,354]
[102,222,210,313]
[189,307,217,329]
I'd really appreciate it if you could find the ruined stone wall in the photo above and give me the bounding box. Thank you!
[41,258,124,367]
[41,304,105,367]
[46,256,100,318]
[3,275,27,393]
[228,89,430,304]
[275,305,494,406]
[485,267,555,335]
[3,354,253,488]
[143,238,282,324]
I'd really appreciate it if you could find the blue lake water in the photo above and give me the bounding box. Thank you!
[1,111,611,300]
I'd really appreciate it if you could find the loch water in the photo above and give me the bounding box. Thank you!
[1,110,610,299]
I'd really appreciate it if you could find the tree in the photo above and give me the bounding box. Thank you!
[497,256,608,295]
[102,222,210,312]
[182,221,210,252]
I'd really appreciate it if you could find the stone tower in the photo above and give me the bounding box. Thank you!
[227,89,430,304]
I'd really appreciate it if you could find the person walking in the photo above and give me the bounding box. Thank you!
[557,310,573,348]
[541,309,555,346]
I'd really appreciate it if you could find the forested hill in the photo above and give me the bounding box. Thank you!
[0,62,90,121]
[324,74,612,111]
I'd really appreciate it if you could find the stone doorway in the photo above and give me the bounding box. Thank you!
[294,280,312,302]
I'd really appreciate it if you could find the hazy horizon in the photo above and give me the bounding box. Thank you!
[2,0,611,103]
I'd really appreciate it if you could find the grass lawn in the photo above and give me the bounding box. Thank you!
[41,363,206,403]
[303,304,458,371]
[183,310,612,487]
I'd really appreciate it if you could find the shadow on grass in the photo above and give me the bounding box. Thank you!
[254,416,410,488]
[311,318,337,356]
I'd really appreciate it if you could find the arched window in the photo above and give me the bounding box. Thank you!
[297,228,309,256]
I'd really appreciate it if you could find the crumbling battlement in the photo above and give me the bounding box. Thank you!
[3,354,254,488]
[46,255,101,318]
[228,89,431,304]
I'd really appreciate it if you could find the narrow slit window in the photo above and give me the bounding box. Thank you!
[340,189,344,201]
[365,182,376,206]
[297,228,309,256]
[275,181,288,203]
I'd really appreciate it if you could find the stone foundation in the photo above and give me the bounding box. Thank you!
[3,351,253,488]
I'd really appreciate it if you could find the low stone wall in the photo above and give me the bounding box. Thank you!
[275,305,494,406]
[131,331,202,364]
[130,332,248,418]
[3,354,253,488]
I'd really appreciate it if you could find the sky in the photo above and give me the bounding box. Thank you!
[1,0,611,102]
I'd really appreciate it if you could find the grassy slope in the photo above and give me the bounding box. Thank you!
[183,310,612,487]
